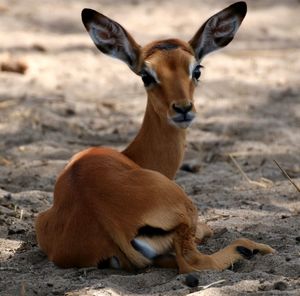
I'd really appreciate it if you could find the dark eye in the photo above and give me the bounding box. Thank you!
[140,71,156,87]
[192,65,202,81]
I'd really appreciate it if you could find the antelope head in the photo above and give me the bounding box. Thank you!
[82,2,247,129]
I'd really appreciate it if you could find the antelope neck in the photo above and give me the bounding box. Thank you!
[122,101,186,179]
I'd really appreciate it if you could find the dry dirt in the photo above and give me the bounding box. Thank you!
[0,0,300,295]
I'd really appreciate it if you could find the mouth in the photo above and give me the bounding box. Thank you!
[169,112,195,129]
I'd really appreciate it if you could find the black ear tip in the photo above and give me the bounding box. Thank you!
[81,8,97,24]
[231,1,247,18]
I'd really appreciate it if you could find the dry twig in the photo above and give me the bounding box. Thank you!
[0,267,20,271]
[228,154,268,188]
[199,279,226,290]
[273,160,300,193]
[19,282,26,296]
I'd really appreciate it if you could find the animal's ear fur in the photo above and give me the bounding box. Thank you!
[82,9,141,73]
[189,2,247,60]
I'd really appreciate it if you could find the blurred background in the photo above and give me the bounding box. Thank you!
[0,1,300,295]
[0,0,299,192]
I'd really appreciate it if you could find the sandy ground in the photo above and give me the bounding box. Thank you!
[0,0,300,295]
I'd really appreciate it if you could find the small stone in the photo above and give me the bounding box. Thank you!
[295,236,300,243]
[180,163,200,173]
[281,215,289,219]
[65,108,76,116]
[273,281,287,291]
[268,268,275,274]
[8,223,26,235]
[4,193,12,200]
[185,274,199,287]
[8,229,15,235]
[32,43,47,52]
[172,285,181,290]
[285,256,291,262]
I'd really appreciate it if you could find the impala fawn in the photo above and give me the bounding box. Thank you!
[35,2,274,273]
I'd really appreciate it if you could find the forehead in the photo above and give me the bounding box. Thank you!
[141,39,195,70]
[143,39,193,57]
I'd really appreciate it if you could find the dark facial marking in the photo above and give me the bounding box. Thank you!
[144,39,193,58]
[153,43,180,51]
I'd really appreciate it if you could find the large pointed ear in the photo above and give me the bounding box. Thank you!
[189,2,247,60]
[81,9,141,73]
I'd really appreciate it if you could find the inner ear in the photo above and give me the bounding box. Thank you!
[82,9,141,73]
[189,1,247,60]
[90,21,136,67]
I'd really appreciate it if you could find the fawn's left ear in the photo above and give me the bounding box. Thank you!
[189,1,247,60]
[81,8,141,73]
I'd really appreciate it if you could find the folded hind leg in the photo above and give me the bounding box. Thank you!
[173,223,275,273]
[205,238,275,271]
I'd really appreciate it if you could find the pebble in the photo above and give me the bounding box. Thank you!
[273,281,288,291]
[4,193,12,200]
[180,163,200,173]
[285,256,291,262]
[185,274,199,287]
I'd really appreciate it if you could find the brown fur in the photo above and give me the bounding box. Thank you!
[142,38,194,59]
[123,40,197,178]
[36,2,275,273]
[80,12,199,179]
[36,147,274,271]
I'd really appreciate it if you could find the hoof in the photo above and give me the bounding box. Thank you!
[236,246,255,259]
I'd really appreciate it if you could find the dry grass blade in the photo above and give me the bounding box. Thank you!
[273,160,300,193]
[0,156,11,165]
[0,267,20,271]
[199,279,226,290]
[228,154,268,188]
[20,282,26,296]
[187,279,226,294]
[20,209,24,220]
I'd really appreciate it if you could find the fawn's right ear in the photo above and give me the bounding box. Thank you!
[81,9,141,73]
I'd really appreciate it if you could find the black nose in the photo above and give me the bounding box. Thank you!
[172,103,193,114]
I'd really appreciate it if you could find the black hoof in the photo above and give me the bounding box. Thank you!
[236,246,254,259]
